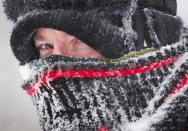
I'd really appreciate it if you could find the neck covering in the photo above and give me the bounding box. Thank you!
[3,0,188,130]
[20,28,188,131]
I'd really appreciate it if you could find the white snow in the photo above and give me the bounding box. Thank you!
[19,63,33,81]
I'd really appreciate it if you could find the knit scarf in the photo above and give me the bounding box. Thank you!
[20,29,188,131]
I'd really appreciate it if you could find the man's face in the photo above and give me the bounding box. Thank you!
[34,28,103,59]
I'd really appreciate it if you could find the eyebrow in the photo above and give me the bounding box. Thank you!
[34,34,46,41]
[33,33,51,47]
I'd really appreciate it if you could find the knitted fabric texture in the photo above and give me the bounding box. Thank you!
[3,0,187,130]
[20,28,188,131]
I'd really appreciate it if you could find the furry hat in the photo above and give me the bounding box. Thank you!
[3,0,182,64]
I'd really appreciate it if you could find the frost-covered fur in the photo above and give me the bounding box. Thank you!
[20,28,188,131]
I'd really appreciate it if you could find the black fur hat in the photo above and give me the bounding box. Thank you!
[3,0,182,64]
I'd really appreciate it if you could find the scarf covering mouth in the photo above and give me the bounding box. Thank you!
[20,30,188,131]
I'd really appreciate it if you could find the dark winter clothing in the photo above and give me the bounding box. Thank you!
[3,0,188,131]
[3,0,181,64]
[21,32,188,131]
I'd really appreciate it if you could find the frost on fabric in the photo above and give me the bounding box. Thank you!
[144,52,188,112]
[144,8,161,48]
[126,85,188,131]
[19,64,32,81]
[144,8,184,49]
[121,0,138,51]
[20,31,188,130]
[18,10,188,131]
[123,54,188,131]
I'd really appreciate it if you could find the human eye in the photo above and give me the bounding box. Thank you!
[35,43,54,58]
[36,43,54,51]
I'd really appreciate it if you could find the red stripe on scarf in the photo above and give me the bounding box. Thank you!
[26,56,177,95]
[98,126,108,131]
[170,73,188,94]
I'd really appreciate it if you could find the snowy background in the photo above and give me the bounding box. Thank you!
[0,1,188,131]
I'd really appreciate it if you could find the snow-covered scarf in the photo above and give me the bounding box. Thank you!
[20,28,188,131]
